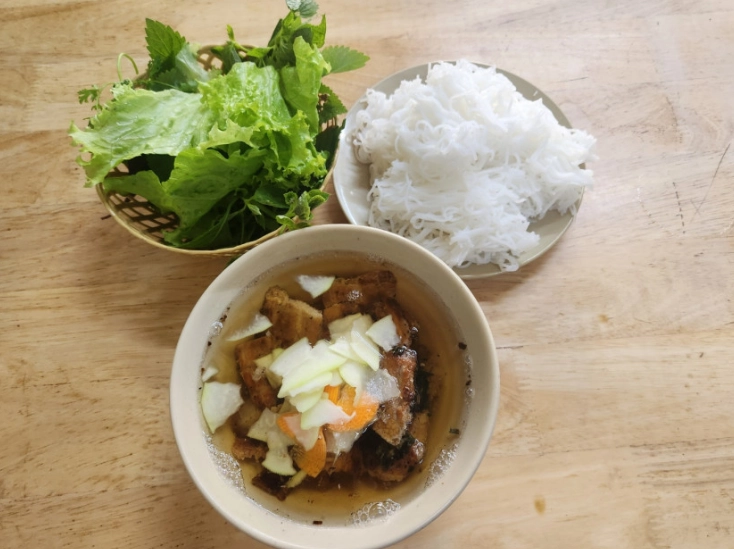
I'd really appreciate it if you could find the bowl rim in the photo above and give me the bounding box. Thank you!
[169,224,500,549]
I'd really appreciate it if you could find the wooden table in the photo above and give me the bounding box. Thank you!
[2,0,733,547]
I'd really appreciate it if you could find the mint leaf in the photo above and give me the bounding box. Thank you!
[276,189,328,230]
[264,11,326,69]
[317,83,346,124]
[286,0,319,18]
[320,45,369,74]
[143,23,209,92]
[293,14,326,49]
[145,19,186,64]
[150,45,212,92]
[314,124,341,169]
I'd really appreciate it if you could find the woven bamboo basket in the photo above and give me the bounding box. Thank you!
[96,169,332,258]
[95,46,332,257]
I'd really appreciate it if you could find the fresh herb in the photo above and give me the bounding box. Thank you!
[286,0,320,18]
[69,1,368,250]
[320,46,370,74]
[77,85,103,110]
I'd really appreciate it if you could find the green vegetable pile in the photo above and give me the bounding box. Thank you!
[69,0,368,249]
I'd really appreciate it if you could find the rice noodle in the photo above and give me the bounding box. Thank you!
[348,60,596,271]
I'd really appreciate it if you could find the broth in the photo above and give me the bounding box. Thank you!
[200,251,469,525]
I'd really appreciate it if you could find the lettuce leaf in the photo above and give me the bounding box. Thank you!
[102,147,264,228]
[69,84,214,186]
[280,36,330,131]
[199,62,291,132]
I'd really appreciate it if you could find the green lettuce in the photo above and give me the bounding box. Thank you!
[71,1,368,250]
[69,85,214,185]
[280,36,331,131]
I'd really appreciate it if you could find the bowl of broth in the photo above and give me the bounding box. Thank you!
[170,224,500,549]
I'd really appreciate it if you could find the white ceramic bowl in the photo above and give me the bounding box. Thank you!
[170,224,500,549]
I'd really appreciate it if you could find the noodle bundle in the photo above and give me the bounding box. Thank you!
[348,60,596,271]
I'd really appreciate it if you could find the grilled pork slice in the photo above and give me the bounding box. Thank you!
[325,446,362,476]
[322,301,362,325]
[408,411,430,444]
[357,428,426,484]
[231,398,267,438]
[252,471,292,501]
[261,286,324,346]
[321,270,398,309]
[371,346,417,445]
[235,335,278,410]
[232,436,268,462]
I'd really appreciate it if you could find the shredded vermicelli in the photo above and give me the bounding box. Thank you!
[348,60,596,271]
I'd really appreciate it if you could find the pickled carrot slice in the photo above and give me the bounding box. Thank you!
[293,428,326,477]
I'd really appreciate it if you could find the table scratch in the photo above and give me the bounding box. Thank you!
[672,181,685,233]
[691,142,730,223]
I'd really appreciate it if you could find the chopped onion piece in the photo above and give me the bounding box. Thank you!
[262,429,297,476]
[201,365,219,382]
[329,336,363,362]
[279,413,320,451]
[366,315,400,350]
[284,371,334,398]
[269,337,312,377]
[278,340,347,396]
[329,370,343,387]
[301,397,352,430]
[296,275,336,298]
[350,328,382,370]
[351,314,374,336]
[247,408,278,442]
[254,353,274,369]
[338,360,371,392]
[225,312,273,342]
[327,313,362,339]
[253,353,274,382]
[285,469,308,488]
[289,387,325,413]
[200,381,244,433]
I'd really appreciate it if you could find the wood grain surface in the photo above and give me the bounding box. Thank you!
[1,0,733,548]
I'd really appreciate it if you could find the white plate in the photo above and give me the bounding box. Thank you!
[333,62,584,280]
